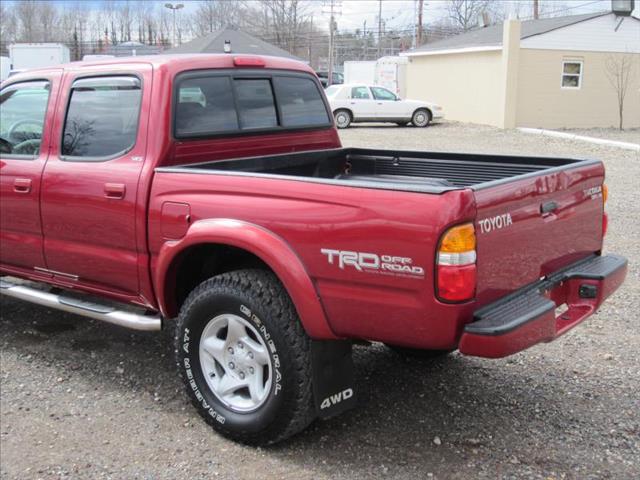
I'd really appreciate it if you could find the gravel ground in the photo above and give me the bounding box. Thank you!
[2,122,639,480]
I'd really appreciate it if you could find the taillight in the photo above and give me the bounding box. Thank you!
[602,183,608,237]
[436,223,477,302]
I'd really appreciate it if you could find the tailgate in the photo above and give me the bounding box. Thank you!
[473,160,605,306]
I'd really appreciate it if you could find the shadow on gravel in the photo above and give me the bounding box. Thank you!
[0,296,612,477]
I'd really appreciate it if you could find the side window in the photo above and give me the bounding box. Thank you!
[0,81,50,158]
[371,87,397,101]
[62,76,141,159]
[233,79,278,129]
[273,76,330,127]
[175,76,238,137]
[351,86,370,100]
[561,60,583,89]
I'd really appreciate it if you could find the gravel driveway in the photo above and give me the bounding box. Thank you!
[2,122,638,480]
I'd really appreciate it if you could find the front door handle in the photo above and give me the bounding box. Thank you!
[14,178,32,193]
[104,183,126,199]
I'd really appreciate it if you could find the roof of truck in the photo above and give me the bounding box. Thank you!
[1,54,316,87]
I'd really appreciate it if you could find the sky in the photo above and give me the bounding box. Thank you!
[5,0,629,34]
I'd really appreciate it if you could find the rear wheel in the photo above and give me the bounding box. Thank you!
[411,109,431,127]
[334,109,352,129]
[175,269,315,445]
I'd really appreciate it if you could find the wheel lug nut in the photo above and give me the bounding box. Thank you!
[228,347,234,354]
[249,367,254,374]
[248,352,254,359]
[238,342,243,348]
[239,372,245,379]
[228,362,235,369]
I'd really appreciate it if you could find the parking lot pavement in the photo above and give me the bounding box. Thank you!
[2,122,639,480]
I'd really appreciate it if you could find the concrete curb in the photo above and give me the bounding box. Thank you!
[518,128,640,152]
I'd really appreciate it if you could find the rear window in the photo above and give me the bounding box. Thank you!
[175,77,238,137]
[273,77,330,127]
[173,71,330,139]
[234,79,278,129]
[62,76,141,159]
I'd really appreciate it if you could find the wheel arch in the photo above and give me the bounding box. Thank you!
[154,219,337,339]
[333,107,353,118]
[413,106,433,119]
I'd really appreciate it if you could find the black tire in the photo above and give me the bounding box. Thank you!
[411,108,432,127]
[175,269,315,445]
[334,109,352,129]
[396,121,410,127]
[386,344,454,359]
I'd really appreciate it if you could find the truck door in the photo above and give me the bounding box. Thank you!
[40,66,152,297]
[0,72,62,273]
[348,86,377,120]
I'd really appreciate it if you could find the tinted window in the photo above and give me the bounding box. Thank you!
[234,79,278,129]
[273,77,329,127]
[351,87,370,99]
[175,77,238,137]
[0,81,50,157]
[62,76,141,159]
[371,87,396,101]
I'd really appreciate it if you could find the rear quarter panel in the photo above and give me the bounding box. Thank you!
[149,172,477,349]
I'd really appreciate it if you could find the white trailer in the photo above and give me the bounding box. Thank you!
[9,43,71,71]
[0,57,10,82]
[374,56,409,98]
[343,61,376,85]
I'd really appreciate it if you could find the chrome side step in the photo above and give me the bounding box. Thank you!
[0,278,162,331]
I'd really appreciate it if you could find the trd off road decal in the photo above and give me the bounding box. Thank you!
[320,249,425,278]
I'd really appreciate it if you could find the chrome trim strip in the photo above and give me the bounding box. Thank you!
[0,280,161,332]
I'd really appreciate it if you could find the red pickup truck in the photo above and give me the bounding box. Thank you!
[0,55,627,445]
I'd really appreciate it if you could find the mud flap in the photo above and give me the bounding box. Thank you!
[310,340,357,419]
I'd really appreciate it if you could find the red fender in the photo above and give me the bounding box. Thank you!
[153,218,338,339]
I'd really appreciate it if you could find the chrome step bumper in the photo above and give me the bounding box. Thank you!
[0,278,162,331]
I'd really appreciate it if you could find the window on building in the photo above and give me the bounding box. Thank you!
[62,76,142,159]
[351,86,371,99]
[0,81,50,157]
[561,61,583,89]
[273,76,330,127]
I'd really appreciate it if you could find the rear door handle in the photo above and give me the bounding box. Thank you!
[104,183,126,199]
[14,178,32,193]
[540,201,558,215]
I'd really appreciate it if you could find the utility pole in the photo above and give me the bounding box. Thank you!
[533,0,539,19]
[328,0,335,86]
[323,0,341,86]
[308,14,314,68]
[417,0,424,47]
[164,3,184,47]
[377,0,382,58]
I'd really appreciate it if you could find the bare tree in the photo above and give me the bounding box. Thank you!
[605,53,637,131]
[447,0,493,31]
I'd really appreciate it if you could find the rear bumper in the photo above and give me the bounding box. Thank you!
[459,254,627,358]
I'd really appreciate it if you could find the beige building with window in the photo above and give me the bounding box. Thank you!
[402,12,640,129]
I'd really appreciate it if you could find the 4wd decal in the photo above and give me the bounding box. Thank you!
[478,213,513,234]
[584,185,603,200]
[320,388,354,410]
[320,249,425,278]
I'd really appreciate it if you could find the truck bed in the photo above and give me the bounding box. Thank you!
[159,147,597,193]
